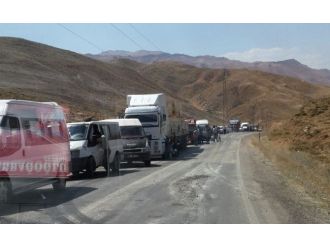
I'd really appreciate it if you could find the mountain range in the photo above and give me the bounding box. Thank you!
[88,50,330,85]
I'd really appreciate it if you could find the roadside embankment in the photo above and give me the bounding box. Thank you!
[251,96,330,215]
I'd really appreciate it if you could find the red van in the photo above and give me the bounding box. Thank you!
[0,100,71,203]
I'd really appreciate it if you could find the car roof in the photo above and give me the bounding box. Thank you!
[98,118,142,127]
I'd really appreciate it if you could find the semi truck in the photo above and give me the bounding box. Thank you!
[196,119,212,143]
[124,93,188,159]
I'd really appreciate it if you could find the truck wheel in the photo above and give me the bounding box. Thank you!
[52,179,66,192]
[86,157,96,178]
[144,160,151,167]
[0,179,12,204]
[111,153,120,175]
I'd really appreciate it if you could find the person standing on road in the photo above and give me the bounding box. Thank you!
[212,125,219,143]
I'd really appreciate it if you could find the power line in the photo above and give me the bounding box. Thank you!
[57,24,104,52]
[129,24,161,51]
[109,24,145,50]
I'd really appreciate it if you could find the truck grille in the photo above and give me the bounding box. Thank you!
[124,149,142,153]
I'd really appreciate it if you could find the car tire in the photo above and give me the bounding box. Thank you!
[144,160,151,167]
[0,179,12,204]
[86,157,96,178]
[52,178,66,192]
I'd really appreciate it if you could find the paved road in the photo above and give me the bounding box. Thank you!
[0,132,320,223]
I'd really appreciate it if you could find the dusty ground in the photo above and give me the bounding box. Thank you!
[252,134,330,222]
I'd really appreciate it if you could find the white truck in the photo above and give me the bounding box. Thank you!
[196,119,212,143]
[124,93,188,159]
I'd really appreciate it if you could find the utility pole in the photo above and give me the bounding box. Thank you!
[223,69,227,126]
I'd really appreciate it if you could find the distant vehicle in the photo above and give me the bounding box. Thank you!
[196,119,212,143]
[103,118,151,166]
[229,119,241,132]
[67,120,123,177]
[240,122,250,132]
[0,100,71,203]
[218,125,226,134]
[124,93,188,159]
[185,119,198,145]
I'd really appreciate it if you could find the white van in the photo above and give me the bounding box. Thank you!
[0,100,71,203]
[67,121,123,177]
[102,119,151,166]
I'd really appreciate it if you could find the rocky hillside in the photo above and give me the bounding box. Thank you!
[1,37,329,125]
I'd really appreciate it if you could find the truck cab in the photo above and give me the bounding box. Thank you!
[124,93,187,159]
[196,119,212,144]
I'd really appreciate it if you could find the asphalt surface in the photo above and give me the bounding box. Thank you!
[0,132,311,223]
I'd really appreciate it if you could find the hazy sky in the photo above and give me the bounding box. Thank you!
[1,23,330,69]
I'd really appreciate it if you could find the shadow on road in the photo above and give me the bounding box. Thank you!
[121,161,162,169]
[172,145,204,161]
[0,186,96,218]
[70,168,140,181]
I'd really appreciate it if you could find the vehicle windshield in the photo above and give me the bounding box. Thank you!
[125,114,158,127]
[197,124,209,130]
[68,124,89,141]
[120,126,144,138]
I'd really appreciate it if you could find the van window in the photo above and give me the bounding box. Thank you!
[109,124,120,140]
[120,126,144,139]
[68,124,89,141]
[87,124,102,146]
[22,118,67,146]
[0,116,22,157]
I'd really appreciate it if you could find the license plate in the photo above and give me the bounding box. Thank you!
[128,154,138,158]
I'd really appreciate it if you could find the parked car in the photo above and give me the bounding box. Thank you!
[101,118,151,166]
[67,121,123,177]
[240,122,250,132]
[0,100,71,203]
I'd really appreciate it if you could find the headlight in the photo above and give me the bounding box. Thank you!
[145,138,150,148]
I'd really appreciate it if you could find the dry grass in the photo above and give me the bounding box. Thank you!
[252,134,330,211]
[254,97,330,209]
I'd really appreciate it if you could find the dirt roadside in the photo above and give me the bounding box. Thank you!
[246,134,329,223]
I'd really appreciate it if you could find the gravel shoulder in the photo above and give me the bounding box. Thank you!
[248,134,330,223]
